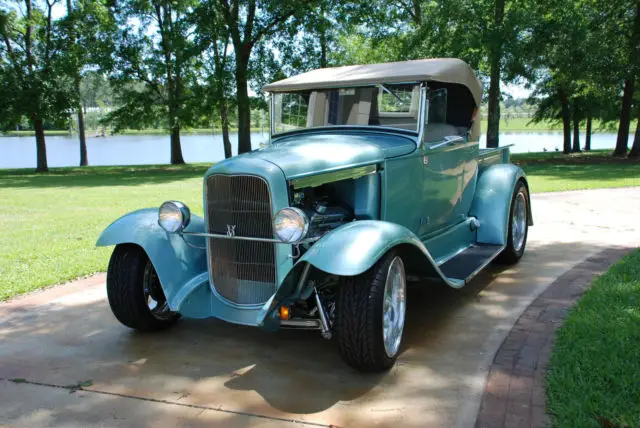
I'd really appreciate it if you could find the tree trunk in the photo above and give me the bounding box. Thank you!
[33,116,48,172]
[220,101,232,158]
[486,60,501,148]
[319,3,327,68]
[572,110,581,153]
[629,110,640,158]
[485,0,505,148]
[559,90,571,154]
[486,75,501,148]
[170,123,185,164]
[624,3,640,157]
[614,78,634,156]
[236,53,252,154]
[66,0,87,166]
[585,115,592,151]
[77,106,87,165]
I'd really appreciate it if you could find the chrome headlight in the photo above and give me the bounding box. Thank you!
[273,207,309,243]
[158,201,191,233]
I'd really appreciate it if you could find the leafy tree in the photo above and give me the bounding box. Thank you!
[193,3,234,158]
[63,0,88,165]
[208,0,317,154]
[0,0,75,172]
[80,71,114,109]
[611,2,640,156]
[105,0,205,164]
[339,0,537,148]
[58,0,113,165]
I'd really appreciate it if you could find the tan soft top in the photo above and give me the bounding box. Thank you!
[263,58,482,107]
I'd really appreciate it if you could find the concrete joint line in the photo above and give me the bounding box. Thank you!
[1,377,333,428]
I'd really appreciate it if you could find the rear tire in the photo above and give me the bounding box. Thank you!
[107,244,180,332]
[335,251,406,372]
[496,181,529,265]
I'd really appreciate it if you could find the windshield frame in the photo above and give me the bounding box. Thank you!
[268,83,427,142]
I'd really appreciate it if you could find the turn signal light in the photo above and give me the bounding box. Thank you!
[279,306,290,320]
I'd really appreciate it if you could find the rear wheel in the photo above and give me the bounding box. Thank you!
[335,251,406,372]
[496,181,529,264]
[106,244,179,331]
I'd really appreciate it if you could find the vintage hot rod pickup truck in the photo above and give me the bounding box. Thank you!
[98,58,532,372]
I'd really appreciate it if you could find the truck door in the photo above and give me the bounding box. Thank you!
[418,89,477,237]
[419,138,466,237]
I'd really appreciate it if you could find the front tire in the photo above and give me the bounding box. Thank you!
[496,181,529,264]
[107,244,180,332]
[335,251,407,372]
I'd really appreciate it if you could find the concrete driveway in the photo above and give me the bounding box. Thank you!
[1,188,638,428]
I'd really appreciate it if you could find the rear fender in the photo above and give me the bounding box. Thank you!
[469,164,533,246]
[96,209,208,311]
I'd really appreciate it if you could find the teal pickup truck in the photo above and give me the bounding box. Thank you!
[98,58,532,372]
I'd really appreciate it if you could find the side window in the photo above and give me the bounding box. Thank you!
[374,84,420,131]
[274,93,309,134]
[378,86,414,113]
[424,88,457,143]
[427,89,447,124]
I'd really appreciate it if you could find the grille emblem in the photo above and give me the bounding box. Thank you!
[226,224,236,237]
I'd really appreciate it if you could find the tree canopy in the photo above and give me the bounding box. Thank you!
[2,0,640,171]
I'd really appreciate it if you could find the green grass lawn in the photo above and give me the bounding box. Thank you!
[0,165,208,300]
[0,150,639,300]
[546,249,640,428]
[511,150,640,193]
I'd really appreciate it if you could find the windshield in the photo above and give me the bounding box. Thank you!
[271,83,422,136]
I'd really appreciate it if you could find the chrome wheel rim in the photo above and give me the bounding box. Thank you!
[382,256,406,358]
[512,192,527,252]
[143,262,173,320]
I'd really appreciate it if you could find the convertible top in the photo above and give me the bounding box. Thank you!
[263,58,482,107]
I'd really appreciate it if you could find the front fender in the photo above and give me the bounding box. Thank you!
[469,164,533,246]
[297,220,463,287]
[96,209,208,311]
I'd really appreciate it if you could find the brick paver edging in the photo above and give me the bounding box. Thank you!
[475,247,633,428]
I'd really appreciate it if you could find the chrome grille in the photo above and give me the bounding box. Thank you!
[206,174,277,305]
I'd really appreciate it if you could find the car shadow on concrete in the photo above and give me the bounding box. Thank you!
[0,240,609,426]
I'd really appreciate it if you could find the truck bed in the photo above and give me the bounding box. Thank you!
[478,145,512,168]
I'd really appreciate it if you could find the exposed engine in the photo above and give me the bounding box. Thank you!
[290,185,353,240]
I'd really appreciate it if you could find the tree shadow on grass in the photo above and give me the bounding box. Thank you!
[0,164,211,189]
[522,163,640,184]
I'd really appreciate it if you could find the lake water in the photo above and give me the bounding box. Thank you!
[0,130,632,169]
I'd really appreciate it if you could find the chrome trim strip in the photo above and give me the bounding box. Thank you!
[436,242,472,267]
[183,231,320,244]
[272,125,419,140]
[269,94,274,145]
[280,319,321,329]
[417,84,427,143]
[429,135,465,150]
[290,164,377,189]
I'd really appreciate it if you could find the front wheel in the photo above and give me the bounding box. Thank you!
[335,252,407,372]
[496,181,530,264]
[106,244,180,332]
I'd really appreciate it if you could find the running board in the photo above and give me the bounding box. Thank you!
[439,244,504,284]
